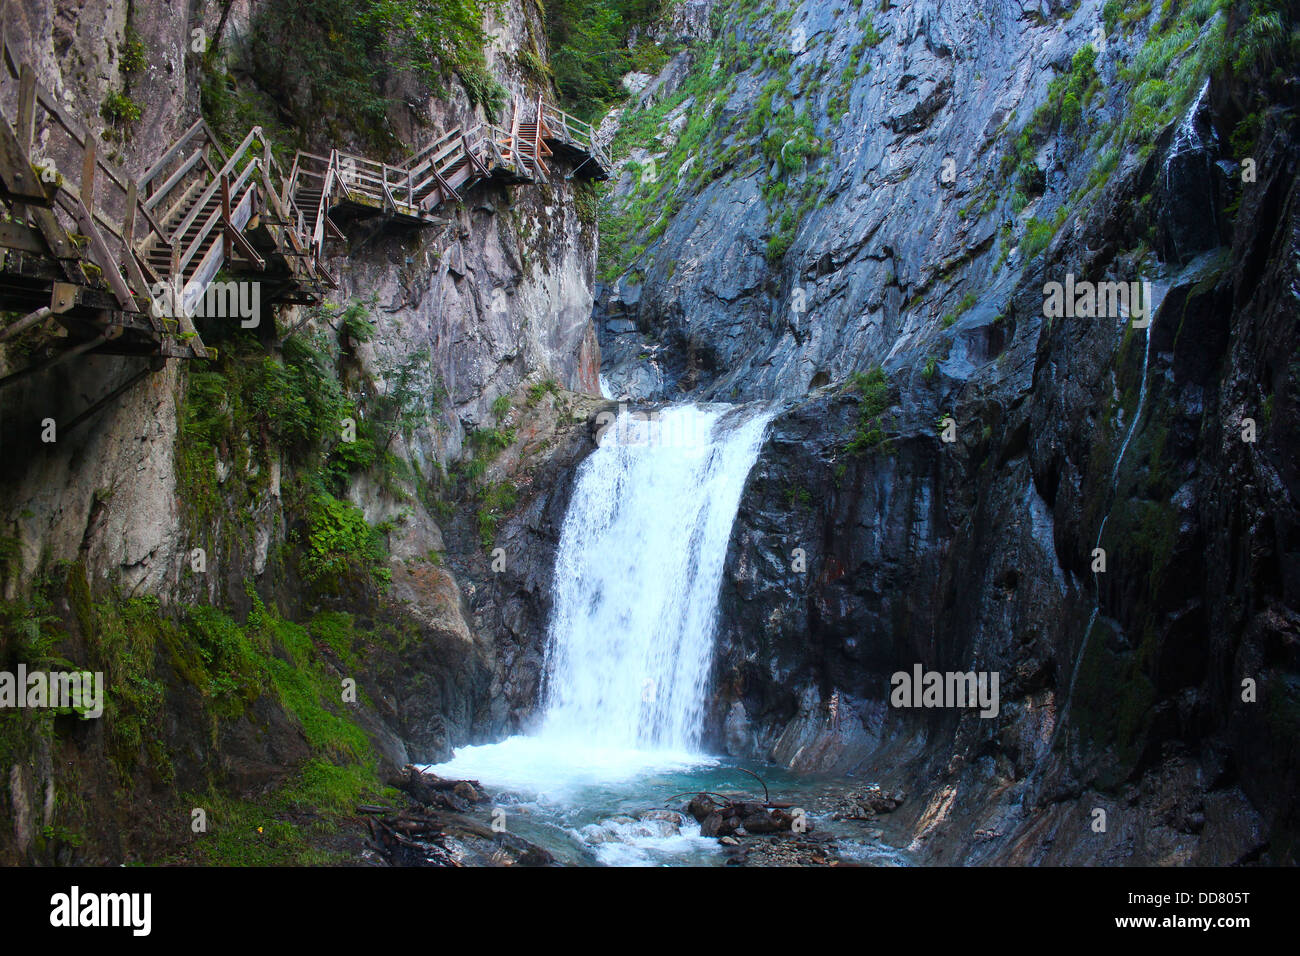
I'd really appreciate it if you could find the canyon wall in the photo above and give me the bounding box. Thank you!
[0,0,598,863]
[596,0,1299,864]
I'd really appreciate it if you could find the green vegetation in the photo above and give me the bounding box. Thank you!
[1022,206,1069,260]
[1000,0,1296,269]
[1000,44,1099,206]
[942,291,977,328]
[845,367,895,457]
[784,484,813,509]
[340,299,377,344]
[302,493,392,596]
[205,0,506,153]
[544,0,673,120]
[119,27,147,74]
[598,0,839,279]
[175,311,435,599]
[476,480,519,551]
[100,90,142,125]
[3,559,398,864]
[526,378,561,407]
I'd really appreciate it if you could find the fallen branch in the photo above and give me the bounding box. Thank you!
[663,791,732,805]
[734,767,770,804]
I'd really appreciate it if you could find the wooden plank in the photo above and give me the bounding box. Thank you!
[28,86,129,195]
[463,134,491,179]
[170,126,260,240]
[117,181,158,326]
[199,119,230,166]
[74,200,134,309]
[142,147,204,211]
[220,173,232,262]
[222,184,264,270]
[177,202,223,274]
[0,220,45,254]
[0,331,112,390]
[0,102,52,203]
[16,64,36,151]
[81,138,96,210]
[0,304,52,342]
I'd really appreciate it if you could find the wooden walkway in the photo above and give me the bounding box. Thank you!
[0,29,609,392]
[286,94,609,226]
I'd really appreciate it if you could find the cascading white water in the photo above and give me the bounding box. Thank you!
[540,403,774,751]
[430,402,773,791]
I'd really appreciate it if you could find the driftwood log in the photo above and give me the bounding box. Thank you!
[399,764,491,812]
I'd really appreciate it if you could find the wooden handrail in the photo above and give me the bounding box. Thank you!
[137,119,206,188]
[171,126,261,241]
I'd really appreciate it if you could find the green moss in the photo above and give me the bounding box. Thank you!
[845,367,895,457]
[308,610,361,670]
[100,90,142,125]
[476,480,519,551]
[1071,616,1157,783]
[186,754,399,866]
[179,605,264,715]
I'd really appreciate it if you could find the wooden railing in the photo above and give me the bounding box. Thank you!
[541,102,612,170]
[0,26,167,318]
[2,18,608,372]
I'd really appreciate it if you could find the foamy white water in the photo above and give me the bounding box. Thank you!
[429,402,772,793]
[542,403,774,751]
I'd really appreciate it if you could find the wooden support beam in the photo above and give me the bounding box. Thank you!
[62,362,156,434]
[0,328,116,390]
[0,304,52,342]
[81,137,96,211]
[74,199,134,309]
[464,134,491,179]
[0,220,45,253]
[0,96,52,204]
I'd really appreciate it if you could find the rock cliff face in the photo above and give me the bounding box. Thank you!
[2,0,1297,869]
[598,0,1299,863]
[0,0,602,863]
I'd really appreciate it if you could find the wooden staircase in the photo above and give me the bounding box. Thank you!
[290,95,610,229]
[0,30,610,396]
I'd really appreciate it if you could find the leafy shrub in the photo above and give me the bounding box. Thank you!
[845,367,894,456]
[302,493,390,595]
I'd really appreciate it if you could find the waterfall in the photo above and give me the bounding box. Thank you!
[430,402,773,789]
[539,403,774,751]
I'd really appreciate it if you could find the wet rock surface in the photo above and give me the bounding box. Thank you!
[831,786,907,821]
[598,1,1300,865]
[365,767,554,867]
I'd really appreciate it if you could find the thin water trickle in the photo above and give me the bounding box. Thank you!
[1062,298,1160,723]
